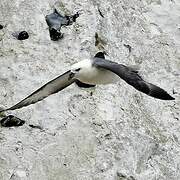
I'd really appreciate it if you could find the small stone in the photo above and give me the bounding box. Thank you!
[0,24,3,30]
[12,31,29,40]
[0,115,25,127]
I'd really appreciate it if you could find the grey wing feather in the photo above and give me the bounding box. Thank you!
[93,58,175,100]
[1,70,75,112]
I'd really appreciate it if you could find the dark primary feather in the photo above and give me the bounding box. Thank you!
[0,71,75,112]
[93,58,175,100]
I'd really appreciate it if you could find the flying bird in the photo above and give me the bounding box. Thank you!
[0,52,175,112]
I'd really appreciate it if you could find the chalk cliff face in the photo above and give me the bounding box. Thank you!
[0,0,179,179]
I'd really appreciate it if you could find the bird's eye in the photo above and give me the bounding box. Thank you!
[75,68,81,72]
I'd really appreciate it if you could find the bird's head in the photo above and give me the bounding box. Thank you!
[69,59,91,80]
[69,67,81,80]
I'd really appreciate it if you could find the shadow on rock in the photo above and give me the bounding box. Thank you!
[0,115,25,127]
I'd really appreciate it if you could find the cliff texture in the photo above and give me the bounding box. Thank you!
[0,0,179,179]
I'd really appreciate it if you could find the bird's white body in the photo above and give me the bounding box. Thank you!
[71,59,119,85]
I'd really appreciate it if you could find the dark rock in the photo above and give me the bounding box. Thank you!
[0,115,25,127]
[12,31,29,40]
[49,28,63,41]
[45,9,80,41]
[0,24,3,30]
[75,80,96,88]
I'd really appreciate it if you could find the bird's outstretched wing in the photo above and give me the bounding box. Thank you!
[93,58,175,100]
[0,71,75,112]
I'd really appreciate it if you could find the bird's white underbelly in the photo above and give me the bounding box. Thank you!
[76,67,119,85]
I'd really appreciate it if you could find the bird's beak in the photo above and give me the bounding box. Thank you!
[68,72,75,80]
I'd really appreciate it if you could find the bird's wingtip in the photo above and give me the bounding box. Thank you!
[164,95,175,100]
[154,90,175,100]
[148,83,176,101]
